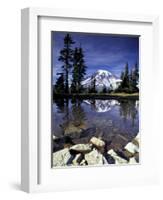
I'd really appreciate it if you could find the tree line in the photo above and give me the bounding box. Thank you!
[116,62,139,93]
[54,34,87,94]
[54,33,139,95]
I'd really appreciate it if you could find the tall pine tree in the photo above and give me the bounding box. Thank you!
[123,62,130,88]
[118,62,139,93]
[54,73,65,94]
[71,47,87,93]
[58,34,74,93]
[130,63,139,92]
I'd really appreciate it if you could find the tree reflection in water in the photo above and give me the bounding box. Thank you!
[119,99,138,127]
[71,98,86,127]
[54,98,139,136]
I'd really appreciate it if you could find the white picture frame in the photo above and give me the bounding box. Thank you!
[21,7,159,193]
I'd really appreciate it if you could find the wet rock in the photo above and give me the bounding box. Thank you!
[132,139,139,147]
[80,127,96,138]
[134,152,139,163]
[103,153,115,164]
[129,157,138,164]
[70,144,92,154]
[124,142,139,154]
[71,127,96,144]
[85,149,103,165]
[53,138,65,152]
[107,134,129,151]
[108,149,128,164]
[116,149,133,161]
[53,148,73,167]
[90,137,105,149]
[53,136,73,152]
[72,153,83,165]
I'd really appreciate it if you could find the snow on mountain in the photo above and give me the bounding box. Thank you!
[81,69,122,91]
[84,99,120,112]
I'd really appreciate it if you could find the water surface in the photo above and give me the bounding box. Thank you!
[52,98,139,153]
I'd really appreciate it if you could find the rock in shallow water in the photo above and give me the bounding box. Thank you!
[53,148,73,167]
[64,123,83,135]
[70,144,92,153]
[85,149,103,165]
[107,149,128,164]
[90,137,105,148]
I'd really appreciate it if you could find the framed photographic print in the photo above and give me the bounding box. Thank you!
[21,8,159,193]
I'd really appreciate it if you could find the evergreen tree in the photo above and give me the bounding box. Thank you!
[116,62,139,93]
[71,47,87,93]
[133,62,139,87]
[58,34,74,93]
[129,63,139,92]
[122,62,130,88]
[54,73,65,94]
[118,62,130,92]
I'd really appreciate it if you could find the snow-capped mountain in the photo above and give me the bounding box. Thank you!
[81,69,122,91]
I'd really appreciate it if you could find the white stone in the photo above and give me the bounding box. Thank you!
[70,144,92,153]
[135,133,140,143]
[124,142,139,154]
[102,156,108,164]
[53,148,72,167]
[129,157,138,164]
[85,149,103,165]
[90,137,105,148]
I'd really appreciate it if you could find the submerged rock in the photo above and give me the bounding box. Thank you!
[134,152,139,163]
[64,123,83,135]
[107,134,129,151]
[107,149,128,164]
[53,148,73,167]
[90,137,105,148]
[85,149,103,165]
[70,144,92,153]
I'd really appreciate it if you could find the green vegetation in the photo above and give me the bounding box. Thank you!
[71,47,87,93]
[57,33,74,94]
[116,62,139,94]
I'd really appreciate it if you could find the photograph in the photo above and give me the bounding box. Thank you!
[52,31,139,168]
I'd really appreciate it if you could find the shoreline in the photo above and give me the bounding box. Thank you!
[53,93,139,100]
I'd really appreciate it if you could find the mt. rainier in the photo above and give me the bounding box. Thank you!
[81,69,122,91]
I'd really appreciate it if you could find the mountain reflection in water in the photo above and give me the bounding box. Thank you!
[52,98,139,153]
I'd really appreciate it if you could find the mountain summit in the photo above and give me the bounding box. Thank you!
[81,69,122,92]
